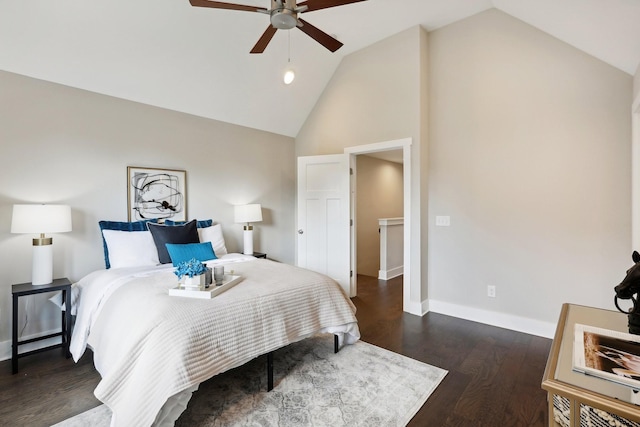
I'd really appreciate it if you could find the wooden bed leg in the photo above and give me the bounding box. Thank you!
[267,351,274,391]
[334,334,339,353]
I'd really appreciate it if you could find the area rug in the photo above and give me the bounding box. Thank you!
[54,335,447,427]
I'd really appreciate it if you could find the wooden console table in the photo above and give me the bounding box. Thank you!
[542,303,640,426]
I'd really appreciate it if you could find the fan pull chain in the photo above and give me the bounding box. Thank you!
[284,30,295,84]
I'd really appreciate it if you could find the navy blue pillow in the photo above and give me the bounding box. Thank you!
[99,219,158,269]
[148,219,199,264]
[165,219,213,228]
[166,242,217,266]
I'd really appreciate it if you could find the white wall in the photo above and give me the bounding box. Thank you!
[0,71,295,358]
[428,9,632,334]
[356,155,403,277]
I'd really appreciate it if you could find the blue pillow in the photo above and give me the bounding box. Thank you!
[99,219,158,269]
[166,242,217,266]
[165,219,213,228]
[148,220,199,264]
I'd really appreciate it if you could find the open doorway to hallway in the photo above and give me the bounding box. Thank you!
[344,137,414,313]
[355,152,404,282]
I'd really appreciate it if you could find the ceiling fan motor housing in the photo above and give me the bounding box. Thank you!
[270,0,298,29]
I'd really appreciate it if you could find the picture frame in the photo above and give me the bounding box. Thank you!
[127,166,187,222]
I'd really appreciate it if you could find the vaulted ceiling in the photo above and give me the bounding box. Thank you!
[1,0,639,137]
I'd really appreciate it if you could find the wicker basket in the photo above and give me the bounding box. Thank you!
[553,395,640,427]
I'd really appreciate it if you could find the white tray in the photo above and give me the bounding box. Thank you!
[169,275,243,299]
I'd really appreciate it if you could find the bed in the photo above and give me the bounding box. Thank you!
[68,219,360,427]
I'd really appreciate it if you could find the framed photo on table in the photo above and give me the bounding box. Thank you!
[127,166,187,221]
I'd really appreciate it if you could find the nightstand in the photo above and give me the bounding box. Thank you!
[12,278,72,374]
[253,252,267,259]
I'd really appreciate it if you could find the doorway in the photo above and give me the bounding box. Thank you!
[355,153,403,279]
[345,138,413,313]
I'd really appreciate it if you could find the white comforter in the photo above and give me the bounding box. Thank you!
[70,255,360,427]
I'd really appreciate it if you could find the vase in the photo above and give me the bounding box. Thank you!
[183,274,205,290]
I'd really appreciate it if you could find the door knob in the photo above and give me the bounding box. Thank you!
[298,229,304,234]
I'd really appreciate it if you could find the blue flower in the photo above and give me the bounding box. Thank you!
[174,258,207,279]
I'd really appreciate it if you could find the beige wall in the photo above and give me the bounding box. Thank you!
[635,64,640,250]
[298,9,632,335]
[296,26,423,156]
[634,64,640,100]
[297,26,429,313]
[0,71,295,357]
[356,155,403,277]
[428,9,631,329]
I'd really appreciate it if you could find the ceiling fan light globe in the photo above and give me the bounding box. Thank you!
[284,70,295,84]
[271,10,297,29]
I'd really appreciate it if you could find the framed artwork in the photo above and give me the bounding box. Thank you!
[127,166,187,221]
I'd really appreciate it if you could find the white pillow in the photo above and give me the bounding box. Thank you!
[198,224,228,256]
[102,230,160,268]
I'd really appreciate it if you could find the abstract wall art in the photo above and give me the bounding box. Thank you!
[127,166,187,221]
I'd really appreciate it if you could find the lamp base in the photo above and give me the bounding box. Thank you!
[32,244,53,286]
[243,228,254,255]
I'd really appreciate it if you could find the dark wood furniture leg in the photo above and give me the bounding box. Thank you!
[63,287,71,358]
[267,351,274,391]
[12,292,18,374]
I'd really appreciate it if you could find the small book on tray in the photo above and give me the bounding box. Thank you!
[573,323,640,390]
[169,275,243,299]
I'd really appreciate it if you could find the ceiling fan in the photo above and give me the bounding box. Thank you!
[189,0,367,54]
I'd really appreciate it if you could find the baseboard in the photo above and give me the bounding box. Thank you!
[403,298,430,316]
[0,329,65,362]
[378,266,403,280]
[428,299,556,339]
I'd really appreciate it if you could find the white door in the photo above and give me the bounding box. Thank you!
[297,154,352,296]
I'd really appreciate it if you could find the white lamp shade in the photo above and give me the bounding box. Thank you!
[11,204,72,234]
[11,204,72,286]
[234,204,263,224]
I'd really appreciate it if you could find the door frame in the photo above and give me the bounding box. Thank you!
[345,138,413,313]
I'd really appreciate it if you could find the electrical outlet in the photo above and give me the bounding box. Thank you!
[435,216,450,226]
[487,285,496,298]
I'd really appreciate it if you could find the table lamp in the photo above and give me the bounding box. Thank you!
[11,204,72,286]
[234,204,262,255]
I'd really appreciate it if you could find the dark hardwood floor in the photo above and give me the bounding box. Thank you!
[0,274,552,426]
[353,275,552,426]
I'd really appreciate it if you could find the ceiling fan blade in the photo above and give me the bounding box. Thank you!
[297,18,343,52]
[189,0,267,13]
[250,26,279,54]
[297,0,367,13]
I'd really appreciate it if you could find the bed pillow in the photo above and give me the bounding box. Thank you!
[198,223,228,256]
[102,230,160,268]
[166,242,217,266]
[99,219,158,269]
[148,219,199,264]
[165,219,213,228]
